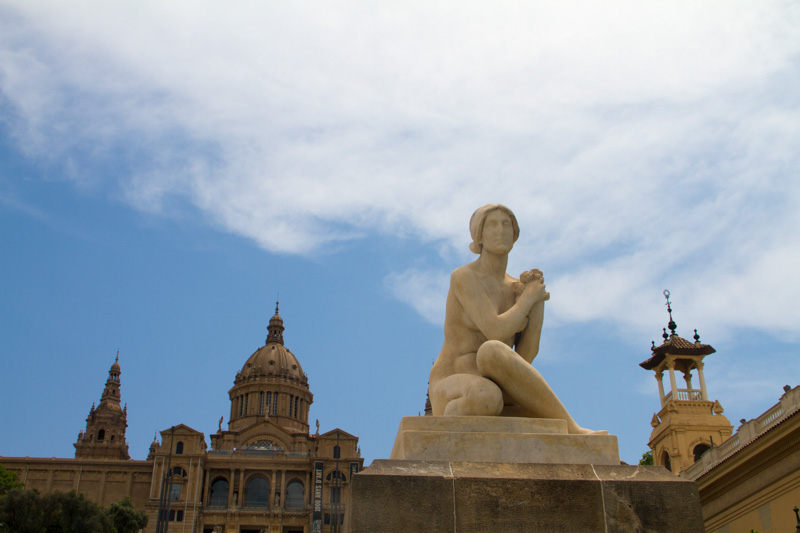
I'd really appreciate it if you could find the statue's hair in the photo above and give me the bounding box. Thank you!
[469,204,520,254]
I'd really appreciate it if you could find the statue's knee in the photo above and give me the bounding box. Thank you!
[476,340,508,375]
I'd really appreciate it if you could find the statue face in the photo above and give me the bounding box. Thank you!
[480,209,515,255]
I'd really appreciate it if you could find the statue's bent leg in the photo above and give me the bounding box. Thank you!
[476,340,606,435]
[430,374,503,416]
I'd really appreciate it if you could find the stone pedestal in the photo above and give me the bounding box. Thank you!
[351,460,704,533]
[353,417,702,532]
[391,416,620,465]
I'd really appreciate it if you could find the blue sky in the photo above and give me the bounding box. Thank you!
[1,1,799,466]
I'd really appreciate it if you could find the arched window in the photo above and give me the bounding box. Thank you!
[97,429,105,441]
[176,441,184,455]
[245,477,270,507]
[326,471,346,482]
[662,451,672,472]
[333,445,340,459]
[286,480,304,509]
[209,478,229,507]
[693,443,710,463]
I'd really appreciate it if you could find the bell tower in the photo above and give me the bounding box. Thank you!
[74,353,131,460]
[640,291,732,474]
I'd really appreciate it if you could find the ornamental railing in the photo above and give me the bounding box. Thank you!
[682,385,799,480]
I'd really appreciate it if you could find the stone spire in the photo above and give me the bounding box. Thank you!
[74,353,130,460]
[266,301,285,345]
[99,352,123,410]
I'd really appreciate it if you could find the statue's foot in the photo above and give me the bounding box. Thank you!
[569,426,609,436]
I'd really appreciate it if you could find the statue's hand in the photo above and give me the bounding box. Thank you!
[521,278,549,304]
[520,269,544,284]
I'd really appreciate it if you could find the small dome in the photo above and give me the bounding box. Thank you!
[240,343,304,381]
[110,353,121,373]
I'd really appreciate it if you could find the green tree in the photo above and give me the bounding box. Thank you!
[0,489,114,533]
[639,450,654,465]
[47,491,114,533]
[0,488,47,533]
[0,465,23,495]
[106,496,148,533]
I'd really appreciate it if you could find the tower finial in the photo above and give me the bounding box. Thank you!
[663,290,677,336]
[275,300,279,315]
[115,350,119,363]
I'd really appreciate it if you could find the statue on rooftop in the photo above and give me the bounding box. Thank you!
[428,204,605,435]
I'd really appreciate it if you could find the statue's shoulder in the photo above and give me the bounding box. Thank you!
[450,264,479,291]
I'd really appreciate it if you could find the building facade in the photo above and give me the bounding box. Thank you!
[2,305,363,533]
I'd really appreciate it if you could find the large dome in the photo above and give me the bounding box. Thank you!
[226,303,313,436]
[239,343,305,381]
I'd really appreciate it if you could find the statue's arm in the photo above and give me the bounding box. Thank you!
[515,300,545,364]
[451,268,539,341]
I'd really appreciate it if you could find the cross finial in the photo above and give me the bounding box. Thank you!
[663,290,677,336]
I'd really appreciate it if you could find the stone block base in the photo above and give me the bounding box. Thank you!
[391,416,620,465]
[352,460,703,533]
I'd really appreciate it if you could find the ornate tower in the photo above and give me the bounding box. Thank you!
[640,291,732,474]
[74,353,130,460]
[212,303,314,452]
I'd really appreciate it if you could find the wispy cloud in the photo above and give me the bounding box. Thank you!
[1,0,798,338]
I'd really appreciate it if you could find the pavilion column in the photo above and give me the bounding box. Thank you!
[228,468,235,508]
[656,371,666,408]
[280,470,286,508]
[696,361,709,401]
[683,371,693,390]
[238,469,245,508]
[667,360,678,400]
[271,469,278,510]
[305,470,312,507]
[202,468,210,505]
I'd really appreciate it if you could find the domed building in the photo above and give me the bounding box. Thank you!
[2,304,363,533]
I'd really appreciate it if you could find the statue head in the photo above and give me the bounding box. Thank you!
[469,204,519,254]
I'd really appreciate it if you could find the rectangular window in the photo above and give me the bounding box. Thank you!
[273,393,278,415]
[169,484,181,501]
[265,392,271,413]
[259,392,264,415]
[239,396,243,417]
[244,394,249,414]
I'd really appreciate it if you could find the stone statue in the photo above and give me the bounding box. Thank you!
[428,204,604,434]
[218,416,223,432]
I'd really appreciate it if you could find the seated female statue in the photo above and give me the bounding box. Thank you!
[428,204,604,435]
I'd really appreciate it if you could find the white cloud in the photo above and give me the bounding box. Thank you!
[1,0,799,336]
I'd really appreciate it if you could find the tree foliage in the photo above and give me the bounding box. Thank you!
[106,496,148,533]
[639,450,654,465]
[0,489,146,533]
[0,464,23,495]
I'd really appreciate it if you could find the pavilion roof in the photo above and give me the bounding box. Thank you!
[639,334,716,370]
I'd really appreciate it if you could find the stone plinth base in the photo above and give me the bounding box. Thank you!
[391,416,620,465]
[352,460,704,533]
